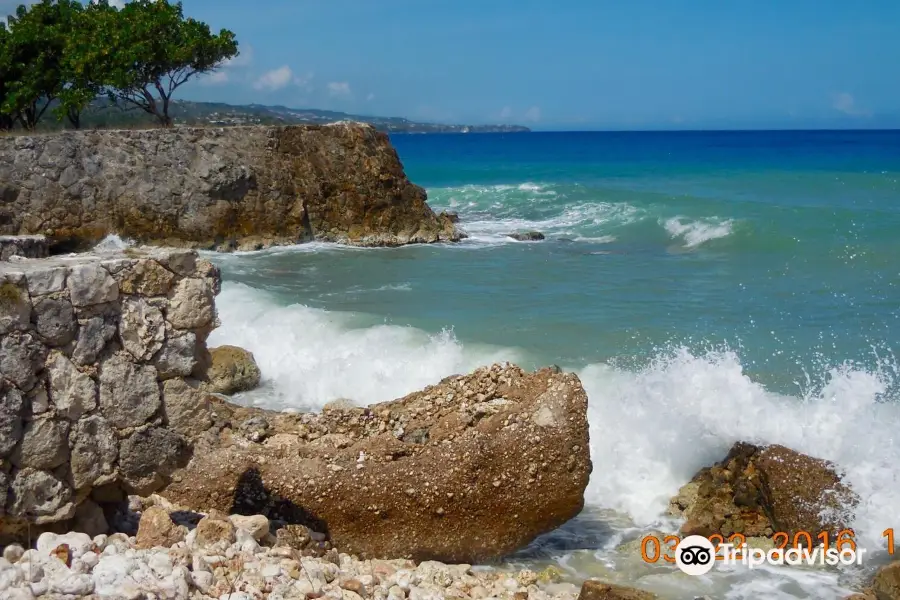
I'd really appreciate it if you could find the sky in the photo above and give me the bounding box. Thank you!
[3,0,900,130]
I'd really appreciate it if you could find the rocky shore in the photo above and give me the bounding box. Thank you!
[0,124,462,252]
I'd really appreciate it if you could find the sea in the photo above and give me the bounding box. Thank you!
[195,130,900,599]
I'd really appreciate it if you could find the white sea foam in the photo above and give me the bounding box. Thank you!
[663,216,734,248]
[92,234,134,251]
[207,283,522,410]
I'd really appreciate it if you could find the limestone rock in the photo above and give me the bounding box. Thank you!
[167,277,215,331]
[72,315,117,366]
[66,263,118,307]
[0,125,462,250]
[161,378,213,439]
[206,345,261,394]
[0,332,46,391]
[116,260,176,296]
[0,235,48,260]
[46,352,97,420]
[135,506,186,549]
[98,353,161,429]
[229,514,270,541]
[32,296,76,346]
[69,415,118,490]
[578,580,657,600]
[0,383,24,457]
[153,330,198,379]
[7,468,74,523]
[0,275,30,335]
[671,442,858,539]
[194,511,236,548]
[163,363,592,563]
[118,297,166,361]
[874,561,900,600]
[11,417,69,470]
[118,427,189,495]
[24,266,66,296]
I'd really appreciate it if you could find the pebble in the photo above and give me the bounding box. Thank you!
[0,506,579,600]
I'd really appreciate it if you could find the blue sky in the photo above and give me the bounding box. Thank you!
[4,0,900,129]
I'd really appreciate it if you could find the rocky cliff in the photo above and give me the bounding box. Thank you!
[0,124,461,251]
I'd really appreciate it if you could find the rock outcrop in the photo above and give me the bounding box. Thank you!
[162,363,593,563]
[509,231,546,242]
[0,246,220,543]
[668,442,858,539]
[0,235,49,260]
[0,123,462,251]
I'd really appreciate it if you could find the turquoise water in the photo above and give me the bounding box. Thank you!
[205,131,900,599]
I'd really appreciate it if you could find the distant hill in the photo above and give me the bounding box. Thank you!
[37,99,531,134]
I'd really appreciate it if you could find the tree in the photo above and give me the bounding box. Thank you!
[0,23,14,131]
[104,0,238,127]
[1,0,78,130]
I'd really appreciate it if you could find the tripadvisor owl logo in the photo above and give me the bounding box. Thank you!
[675,535,717,575]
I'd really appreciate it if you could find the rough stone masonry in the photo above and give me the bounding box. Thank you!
[0,123,461,252]
[0,246,221,543]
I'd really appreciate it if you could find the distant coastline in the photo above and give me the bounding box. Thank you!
[26,98,531,134]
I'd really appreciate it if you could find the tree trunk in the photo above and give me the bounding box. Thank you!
[67,107,81,129]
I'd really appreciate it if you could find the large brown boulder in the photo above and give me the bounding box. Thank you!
[0,124,462,251]
[578,580,657,600]
[873,561,900,600]
[669,442,858,539]
[162,363,592,563]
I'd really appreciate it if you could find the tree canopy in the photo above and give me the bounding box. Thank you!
[0,0,238,131]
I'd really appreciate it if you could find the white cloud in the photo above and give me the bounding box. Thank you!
[366,92,375,102]
[524,106,541,122]
[832,92,871,117]
[223,44,254,68]
[201,70,230,85]
[254,66,294,92]
[327,82,351,97]
[499,106,512,119]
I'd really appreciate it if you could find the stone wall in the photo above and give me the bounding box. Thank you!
[0,246,221,542]
[0,123,461,252]
[0,235,49,261]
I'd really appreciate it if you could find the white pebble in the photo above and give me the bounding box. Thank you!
[192,570,214,593]
[3,544,25,564]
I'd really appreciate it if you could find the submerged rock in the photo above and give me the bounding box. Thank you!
[508,230,546,241]
[578,580,658,600]
[669,441,858,539]
[163,363,592,563]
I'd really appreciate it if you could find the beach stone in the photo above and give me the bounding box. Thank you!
[873,561,900,599]
[206,345,261,394]
[67,263,118,307]
[72,315,117,366]
[671,441,858,539]
[115,259,176,296]
[0,332,47,392]
[163,363,592,563]
[118,297,165,361]
[25,266,66,296]
[0,275,31,335]
[135,506,186,549]
[167,277,215,330]
[161,377,213,439]
[0,383,25,457]
[69,415,118,489]
[3,544,24,563]
[46,352,97,420]
[228,514,270,541]
[98,353,161,429]
[31,297,76,346]
[7,468,74,523]
[153,329,198,379]
[11,417,69,470]
[194,511,235,548]
[118,427,189,495]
